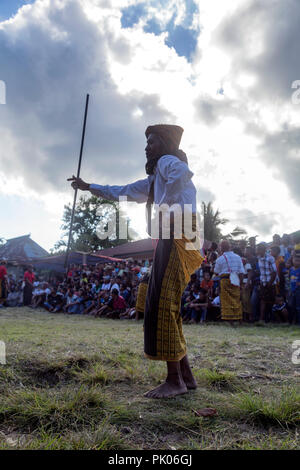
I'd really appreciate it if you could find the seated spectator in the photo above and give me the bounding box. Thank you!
[189,288,208,324]
[211,295,220,307]
[6,286,22,307]
[44,288,65,313]
[100,277,111,295]
[95,289,126,319]
[200,272,213,298]
[106,289,127,319]
[120,283,131,304]
[66,289,84,315]
[120,307,137,320]
[111,276,121,293]
[272,294,288,323]
[181,293,195,323]
[31,283,51,309]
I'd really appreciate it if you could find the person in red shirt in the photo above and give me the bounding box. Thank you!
[0,260,8,306]
[106,289,127,319]
[23,265,35,306]
[200,271,214,299]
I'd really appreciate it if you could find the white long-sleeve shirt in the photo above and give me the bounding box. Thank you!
[214,251,246,276]
[89,154,197,212]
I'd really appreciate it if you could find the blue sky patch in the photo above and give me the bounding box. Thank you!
[143,17,162,36]
[0,0,34,21]
[165,25,198,61]
[121,1,200,62]
[120,3,147,28]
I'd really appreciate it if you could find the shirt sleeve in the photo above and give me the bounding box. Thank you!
[157,155,194,206]
[89,177,151,203]
[269,256,277,273]
[214,258,221,274]
[238,257,246,274]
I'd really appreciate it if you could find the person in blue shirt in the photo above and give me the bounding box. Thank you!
[288,254,300,325]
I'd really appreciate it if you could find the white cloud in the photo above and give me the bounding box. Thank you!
[0,0,299,250]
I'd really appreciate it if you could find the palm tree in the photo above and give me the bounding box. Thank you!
[202,202,228,243]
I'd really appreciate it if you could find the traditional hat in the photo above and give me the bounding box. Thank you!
[145,124,184,151]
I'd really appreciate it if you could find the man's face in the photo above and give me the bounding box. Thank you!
[273,235,281,245]
[145,133,162,160]
[282,235,289,246]
[257,245,266,257]
[245,247,252,258]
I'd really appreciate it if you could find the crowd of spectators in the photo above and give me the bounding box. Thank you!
[0,231,299,326]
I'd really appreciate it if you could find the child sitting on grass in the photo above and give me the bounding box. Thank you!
[271,294,288,323]
[189,288,208,324]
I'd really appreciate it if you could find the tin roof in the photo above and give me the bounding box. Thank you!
[0,235,49,262]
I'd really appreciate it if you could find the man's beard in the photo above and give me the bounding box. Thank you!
[145,148,188,175]
[145,156,160,175]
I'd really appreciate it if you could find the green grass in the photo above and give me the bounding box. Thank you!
[0,308,299,450]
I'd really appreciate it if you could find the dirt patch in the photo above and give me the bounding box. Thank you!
[16,357,90,387]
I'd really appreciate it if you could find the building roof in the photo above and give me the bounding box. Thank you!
[95,238,156,259]
[0,234,49,262]
[95,238,211,259]
[31,251,124,273]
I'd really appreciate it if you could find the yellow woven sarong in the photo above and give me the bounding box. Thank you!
[136,282,148,313]
[220,278,242,321]
[144,233,204,362]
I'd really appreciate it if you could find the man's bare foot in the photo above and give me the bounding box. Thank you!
[180,356,197,390]
[144,380,188,398]
[182,375,197,390]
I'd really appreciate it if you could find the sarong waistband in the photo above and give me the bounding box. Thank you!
[220,274,230,279]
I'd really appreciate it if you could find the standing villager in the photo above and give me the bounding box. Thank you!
[68,124,203,398]
[23,265,35,306]
[0,260,8,307]
[256,242,277,323]
[214,240,245,323]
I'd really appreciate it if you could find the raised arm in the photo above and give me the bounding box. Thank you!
[67,175,151,203]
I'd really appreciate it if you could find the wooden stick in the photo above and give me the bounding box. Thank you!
[64,94,90,270]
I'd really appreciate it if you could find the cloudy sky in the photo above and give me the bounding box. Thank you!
[0,0,299,252]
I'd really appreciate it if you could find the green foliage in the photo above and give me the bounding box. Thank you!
[51,195,138,253]
[202,201,228,242]
[233,388,300,426]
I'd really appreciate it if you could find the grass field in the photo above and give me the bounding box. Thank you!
[0,307,299,450]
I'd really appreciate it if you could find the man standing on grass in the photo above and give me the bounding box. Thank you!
[214,240,245,324]
[256,243,277,323]
[68,124,203,398]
